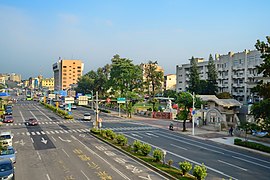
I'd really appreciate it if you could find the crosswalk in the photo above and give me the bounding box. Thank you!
[105,126,159,132]
[15,128,89,136]
[3,120,90,126]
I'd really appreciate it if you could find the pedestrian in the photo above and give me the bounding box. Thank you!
[229,126,233,136]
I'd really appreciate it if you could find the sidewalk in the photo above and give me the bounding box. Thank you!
[104,108,270,156]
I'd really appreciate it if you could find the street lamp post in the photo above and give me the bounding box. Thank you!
[192,92,195,136]
[186,91,195,136]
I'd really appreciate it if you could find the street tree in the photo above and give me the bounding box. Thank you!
[207,54,218,95]
[109,54,143,95]
[251,36,270,131]
[163,90,177,99]
[143,61,164,111]
[175,92,202,131]
[188,57,200,94]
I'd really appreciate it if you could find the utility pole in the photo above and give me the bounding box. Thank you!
[95,91,99,129]
[91,90,94,110]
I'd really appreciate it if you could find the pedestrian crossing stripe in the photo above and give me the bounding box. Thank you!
[14,128,90,136]
[106,126,159,131]
[4,120,90,126]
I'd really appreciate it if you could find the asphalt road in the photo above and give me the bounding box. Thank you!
[1,101,168,180]
[73,105,270,180]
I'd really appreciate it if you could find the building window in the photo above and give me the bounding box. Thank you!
[77,66,81,69]
[77,70,81,72]
[63,66,67,68]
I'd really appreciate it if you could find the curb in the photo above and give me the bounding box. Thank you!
[90,132,178,180]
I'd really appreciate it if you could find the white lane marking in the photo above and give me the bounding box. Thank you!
[26,132,30,136]
[131,133,143,138]
[41,131,45,135]
[36,132,41,135]
[232,156,270,170]
[145,132,159,137]
[72,129,77,133]
[159,131,270,165]
[46,174,51,180]
[64,130,69,133]
[19,111,25,122]
[156,132,225,155]
[218,160,247,171]
[71,135,130,180]
[59,130,64,134]
[22,132,25,135]
[45,122,48,124]
[29,111,38,121]
[81,170,90,180]
[31,138,34,143]
[49,122,53,124]
[50,131,55,134]
[62,149,70,157]
[124,133,237,180]
[171,144,188,150]
[55,130,59,134]
[31,132,36,135]
[14,123,17,126]
[34,106,53,121]
[46,131,50,135]
[36,151,41,160]
[51,136,56,142]
[77,129,82,133]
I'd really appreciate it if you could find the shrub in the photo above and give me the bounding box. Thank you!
[116,134,128,146]
[141,143,152,156]
[179,161,192,175]
[193,163,207,180]
[133,140,142,153]
[106,129,116,140]
[90,128,99,134]
[167,159,173,167]
[234,138,270,153]
[153,149,163,162]
[100,129,107,138]
[64,115,73,119]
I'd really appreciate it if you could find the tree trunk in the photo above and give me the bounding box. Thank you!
[183,119,186,132]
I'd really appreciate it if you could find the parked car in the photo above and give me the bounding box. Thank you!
[83,113,92,121]
[0,146,16,163]
[0,158,15,180]
[0,131,13,147]
[3,116,13,123]
[25,118,38,126]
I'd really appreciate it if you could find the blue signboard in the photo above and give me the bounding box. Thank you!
[76,93,83,99]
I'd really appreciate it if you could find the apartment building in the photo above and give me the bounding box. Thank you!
[164,74,176,91]
[176,50,266,104]
[53,59,84,91]
[41,78,54,91]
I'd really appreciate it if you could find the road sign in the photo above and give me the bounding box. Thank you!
[85,94,92,98]
[117,97,126,103]
[78,96,88,105]
[65,97,74,104]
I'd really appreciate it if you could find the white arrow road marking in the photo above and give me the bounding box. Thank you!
[14,139,25,146]
[58,136,71,142]
[41,137,48,144]
[139,175,152,180]
[79,134,86,138]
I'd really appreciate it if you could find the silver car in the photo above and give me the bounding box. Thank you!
[0,146,16,163]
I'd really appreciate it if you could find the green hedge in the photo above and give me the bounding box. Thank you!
[40,102,74,120]
[234,138,270,153]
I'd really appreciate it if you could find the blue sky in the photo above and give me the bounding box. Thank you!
[0,0,269,79]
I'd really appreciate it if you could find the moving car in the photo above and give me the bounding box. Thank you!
[71,105,77,109]
[25,118,38,126]
[0,132,13,147]
[0,158,15,180]
[0,146,16,163]
[83,113,92,121]
[3,116,13,123]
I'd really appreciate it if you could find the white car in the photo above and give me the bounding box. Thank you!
[0,131,13,147]
[83,113,92,121]
[71,105,77,109]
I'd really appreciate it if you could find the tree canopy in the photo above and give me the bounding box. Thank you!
[251,36,270,131]
[188,57,200,94]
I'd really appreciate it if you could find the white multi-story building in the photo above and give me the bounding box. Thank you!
[176,50,266,105]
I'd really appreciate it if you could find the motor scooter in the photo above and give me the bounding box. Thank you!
[169,123,174,131]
